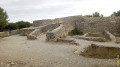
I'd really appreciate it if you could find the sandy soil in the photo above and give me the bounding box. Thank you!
[0,35,118,67]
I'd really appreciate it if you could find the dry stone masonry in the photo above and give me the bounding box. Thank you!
[0,32,9,37]
[1,16,120,43]
[46,22,74,41]
[27,23,61,40]
[33,16,120,37]
[19,28,36,36]
[33,19,55,27]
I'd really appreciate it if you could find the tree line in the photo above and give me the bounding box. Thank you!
[85,10,120,17]
[5,21,32,30]
[0,7,120,31]
[0,7,32,32]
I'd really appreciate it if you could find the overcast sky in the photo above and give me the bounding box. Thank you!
[0,0,120,22]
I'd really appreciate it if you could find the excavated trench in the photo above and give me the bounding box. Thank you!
[81,43,120,59]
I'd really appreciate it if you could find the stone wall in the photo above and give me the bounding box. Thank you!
[33,19,55,27]
[78,21,118,35]
[19,28,36,36]
[0,30,19,37]
[27,23,61,40]
[104,31,116,42]
[46,22,74,41]
[0,32,9,37]
[33,16,120,37]
[9,30,20,35]
[65,17,120,36]
[73,36,106,42]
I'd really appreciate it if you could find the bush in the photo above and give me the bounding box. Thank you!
[111,10,120,16]
[68,29,83,36]
[5,21,32,30]
[5,23,18,30]
[16,21,32,29]
[85,12,103,17]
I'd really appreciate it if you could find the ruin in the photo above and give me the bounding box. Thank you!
[0,16,120,59]
[1,16,120,43]
[26,16,120,42]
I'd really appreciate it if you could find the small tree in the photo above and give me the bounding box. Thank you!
[111,10,120,16]
[93,12,100,17]
[0,7,8,31]
[85,15,92,17]
[85,12,103,17]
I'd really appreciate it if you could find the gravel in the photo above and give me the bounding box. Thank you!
[0,35,117,67]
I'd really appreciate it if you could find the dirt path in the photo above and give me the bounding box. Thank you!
[0,35,117,67]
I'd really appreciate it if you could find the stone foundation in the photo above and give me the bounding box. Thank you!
[19,28,36,36]
[104,31,116,42]
[33,19,55,27]
[0,32,10,37]
[56,38,79,45]
[9,30,20,35]
[73,36,106,42]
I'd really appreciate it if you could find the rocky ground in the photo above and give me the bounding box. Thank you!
[0,35,118,67]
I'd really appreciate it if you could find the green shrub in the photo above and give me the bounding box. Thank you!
[68,29,83,36]
[5,21,32,30]
[16,21,32,29]
[85,12,103,17]
[5,23,18,30]
[111,10,120,16]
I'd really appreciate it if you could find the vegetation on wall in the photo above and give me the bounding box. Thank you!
[68,28,83,36]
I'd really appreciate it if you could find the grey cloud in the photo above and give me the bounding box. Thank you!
[2,0,115,22]
[8,4,69,15]
[2,0,73,22]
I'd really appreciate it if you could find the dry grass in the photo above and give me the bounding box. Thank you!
[81,44,120,59]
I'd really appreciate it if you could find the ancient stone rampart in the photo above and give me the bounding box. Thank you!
[55,16,120,36]
[33,19,55,27]
[33,16,120,37]
[74,17,120,36]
